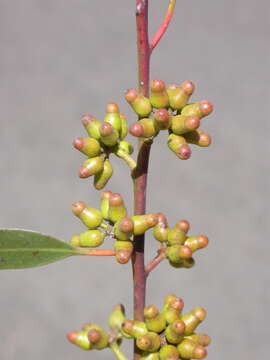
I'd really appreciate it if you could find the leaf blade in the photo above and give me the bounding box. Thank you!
[0,229,78,269]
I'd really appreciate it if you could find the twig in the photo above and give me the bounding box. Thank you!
[77,249,116,256]
[145,246,167,276]
[150,0,176,52]
[110,342,129,360]
[116,149,137,170]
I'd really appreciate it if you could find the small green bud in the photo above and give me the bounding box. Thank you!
[108,304,126,331]
[79,156,104,178]
[67,330,91,350]
[165,320,185,344]
[120,112,128,139]
[177,339,207,359]
[94,158,113,190]
[80,324,108,350]
[153,213,169,243]
[125,88,152,118]
[70,230,105,247]
[114,240,133,264]
[141,352,160,360]
[184,235,209,252]
[108,193,127,223]
[99,122,119,147]
[181,100,213,119]
[136,332,161,352]
[131,213,159,235]
[113,217,134,241]
[167,133,191,160]
[166,245,192,264]
[121,320,148,339]
[72,201,103,229]
[162,295,184,324]
[81,114,101,140]
[183,129,212,147]
[150,79,169,108]
[167,227,186,245]
[144,305,166,333]
[104,102,122,132]
[159,344,179,360]
[153,109,171,130]
[100,190,112,219]
[73,137,101,158]
[181,307,206,335]
[167,80,195,110]
[185,334,211,347]
[130,118,158,138]
[169,257,195,269]
[170,115,200,135]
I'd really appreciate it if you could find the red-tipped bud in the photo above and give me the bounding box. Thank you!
[109,193,124,207]
[87,329,101,344]
[116,249,131,264]
[100,122,113,137]
[106,102,119,113]
[181,80,195,95]
[66,331,78,344]
[154,109,171,129]
[72,201,85,216]
[178,144,192,160]
[118,217,134,233]
[151,79,166,92]
[73,137,84,150]
[129,122,144,137]
[199,100,213,116]
[125,88,138,103]
[175,219,190,233]
[81,114,95,127]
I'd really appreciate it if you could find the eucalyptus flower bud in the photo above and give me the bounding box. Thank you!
[162,295,184,324]
[94,158,113,190]
[177,339,207,359]
[152,213,169,243]
[144,305,166,333]
[131,213,159,235]
[73,137,101,158]
[104,102,122,132]
[150,79,169,108]
[81,114,101,140]
[70,230,105,247]
[166,245,193,264]
[165,319,185,344]
[121,320,148,339]
[181,307,206,335]
[136,332,161,352]
[125,88,152,118]
[185,334,211,347]
[153,108,171,130]
[181,100,213,119]
[167,133,191,160]
[113,217,134,241]
[175,219,190,234]
[167,80,195,110]
[108,193,127,223]
[183,129,212,147]
[100,190,112,219]
[169,257,195,269]
[81,324,109,350]
[108,304,126,331]
[114,240,133,264]
[167,227,186,245]
[99,122,119,147]
[67,330,91,350]
[79,156,104,178]
[130,118,158,138]
[159,344,179,360]
[184,235,209,252]
[72,201,103,229]
[170,115,200,135]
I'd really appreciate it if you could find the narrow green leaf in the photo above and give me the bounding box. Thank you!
[0,229,79,269]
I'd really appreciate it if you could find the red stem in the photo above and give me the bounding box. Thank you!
[145,246,167,276]
[132,1,150,359]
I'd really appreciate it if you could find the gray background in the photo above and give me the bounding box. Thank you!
[0,0,269,359]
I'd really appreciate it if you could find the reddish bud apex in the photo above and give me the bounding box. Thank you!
[66,331,78,344]
[186,116,200,130]
[100,190,112,200]
[73,137,84,150]
[129,122,144,137]
[88,329,101,344]
[199,101,213,116]
[193,307,207,321]
[156,213,168,227]
[146,213,159,227]
[198,235,209,248]
[81,114,95,127]
[171,297,184,312]
[175,219,190,233]
[119,217,134,233]
[194,346,208,359]
[109,193,124,207]
[144,305,159,319]
[100,122,113,137]
[181,80,195,95]
[167,84,177,89]
[125,88,138,103]
[178,144,192,160]
[106,102,119,113]
[151,79,166,92]
[116,250,131,264]
[180,245,193,259]
[71,201,85,216]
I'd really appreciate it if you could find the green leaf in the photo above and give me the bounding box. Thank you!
[0,229,79,270]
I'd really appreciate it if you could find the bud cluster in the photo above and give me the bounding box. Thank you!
[67,295,210,359]
[153,215,208,269]
[73,102,133,189]
[126,79,213,160]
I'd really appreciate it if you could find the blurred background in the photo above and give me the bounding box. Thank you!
[0,0,269,359]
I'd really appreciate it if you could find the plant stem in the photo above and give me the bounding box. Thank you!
[145,246,167,277]
[116,149,137,170]
[132,1,150,359]
[78,249,116,256]
[110,342,129,360]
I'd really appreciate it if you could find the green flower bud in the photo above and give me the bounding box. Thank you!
[167,227,186,245]
[130,118,158,138]
[141,352,160,360]
[136,332,161,352]
[183,129,212,147]
[167,133,191,160]
[169,257,195,269]
[153,213,169,243]
[117,140,134,154]
[170,115,200,135]
[125,88,152,118]
[99,122,119,147]
[82,324,109,350]
[104,102,122,132]
[67,330,91,350]
[153,109,171,130]
[70,230,105,247]
[166,245,192,264]
[144,305,166,333]
[120,113,128,139]
[114,240,133,264]
[81,114,101,140]
[166,80,195,111]
[159,344,179,360]
[162,295,184,324]
[100,190,112,219]
[94,158,113,190]
[177,339,207,359]
[150,79,169,108]
[165,320,185,344]
[72,201,103,229]
[184,235,209,253]
[108,193,127,223]
[79,156,104,178]
[121,320,148,339]
[181,100,213,119]
[175,219,190,234]
[73,137,101,158]
[181,308,206,335]
[108,304,126,331]
[185,334,211,347]
[131,213,159,235]
[113,217,134,241]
